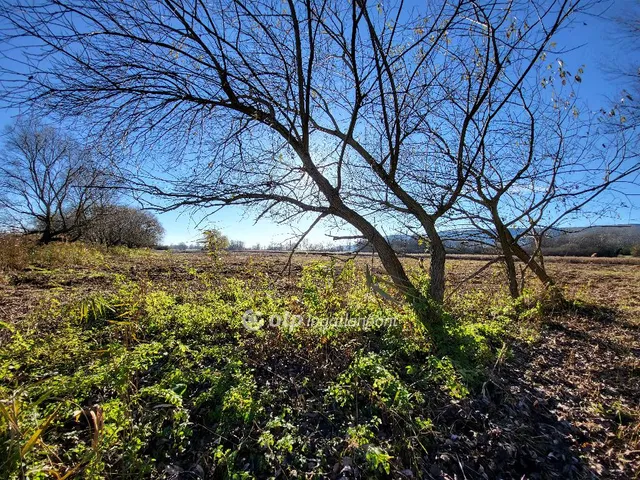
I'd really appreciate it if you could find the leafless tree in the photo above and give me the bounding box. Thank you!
[604,1,640,131]
[456,68,639,298]
[0,119,113,243]
[80,204,164,247]
[227,240,246,251]
[0,0,614,315]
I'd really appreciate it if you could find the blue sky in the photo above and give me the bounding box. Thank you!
[156,1,638,246]
[1,1,637,246]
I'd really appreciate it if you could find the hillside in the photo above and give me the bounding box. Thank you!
[381,225,640,257]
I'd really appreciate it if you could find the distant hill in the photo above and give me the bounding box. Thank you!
[540,224,640,257]
[379,225,640,257]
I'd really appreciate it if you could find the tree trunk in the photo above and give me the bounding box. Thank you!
[490,207,519,298]
[533,233,545,271]
[426,228,446,303]
[497,229,519,298]
[506,232,563,303]
[502,247,519,298]
[39,225,53,244]
[485,201,554,295]
[335,207,415,297]
[510,241,555,288]
[331,204,444,325]
[293,149,433,319]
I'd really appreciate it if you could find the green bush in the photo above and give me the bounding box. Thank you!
[0,259,542,479]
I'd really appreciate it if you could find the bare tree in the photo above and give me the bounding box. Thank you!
[457,90,638,298]
[605,1,640,131]
[227,240,246,251]
[0,119,112,243]
[81,204,164,247]
[0,0,614,315]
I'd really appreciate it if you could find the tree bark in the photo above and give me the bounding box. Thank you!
[492,218,520,298]
[290,148,420,304]
[489,205,519,298]
[501,240,520,299]
[39,224,53,244]
[424,222,446,303]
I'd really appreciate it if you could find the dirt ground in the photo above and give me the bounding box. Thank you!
[1,251,639,478]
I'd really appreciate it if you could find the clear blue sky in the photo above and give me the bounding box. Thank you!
[157,2,639,245]
[0,1,637,246]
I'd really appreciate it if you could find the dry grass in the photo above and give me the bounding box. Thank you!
[1,245,638,477]
[2,246,639,325]
[0,234,34,272]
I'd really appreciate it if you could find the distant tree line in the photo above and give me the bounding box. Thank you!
[539,225,640,257]
[357,227,640,257]
[191,235,347,253]
[80,205,164,248]
[230,227,640,257]
[0,119,164,248]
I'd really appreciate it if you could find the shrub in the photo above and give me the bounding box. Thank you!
[30,242,105,268]
[0,233,34,271]
[80,205,164,248]
[202,228,229,263]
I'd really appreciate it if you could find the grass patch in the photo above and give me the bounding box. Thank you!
[0,255,545,479]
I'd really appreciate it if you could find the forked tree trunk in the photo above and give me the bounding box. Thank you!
[506,232,564,303]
